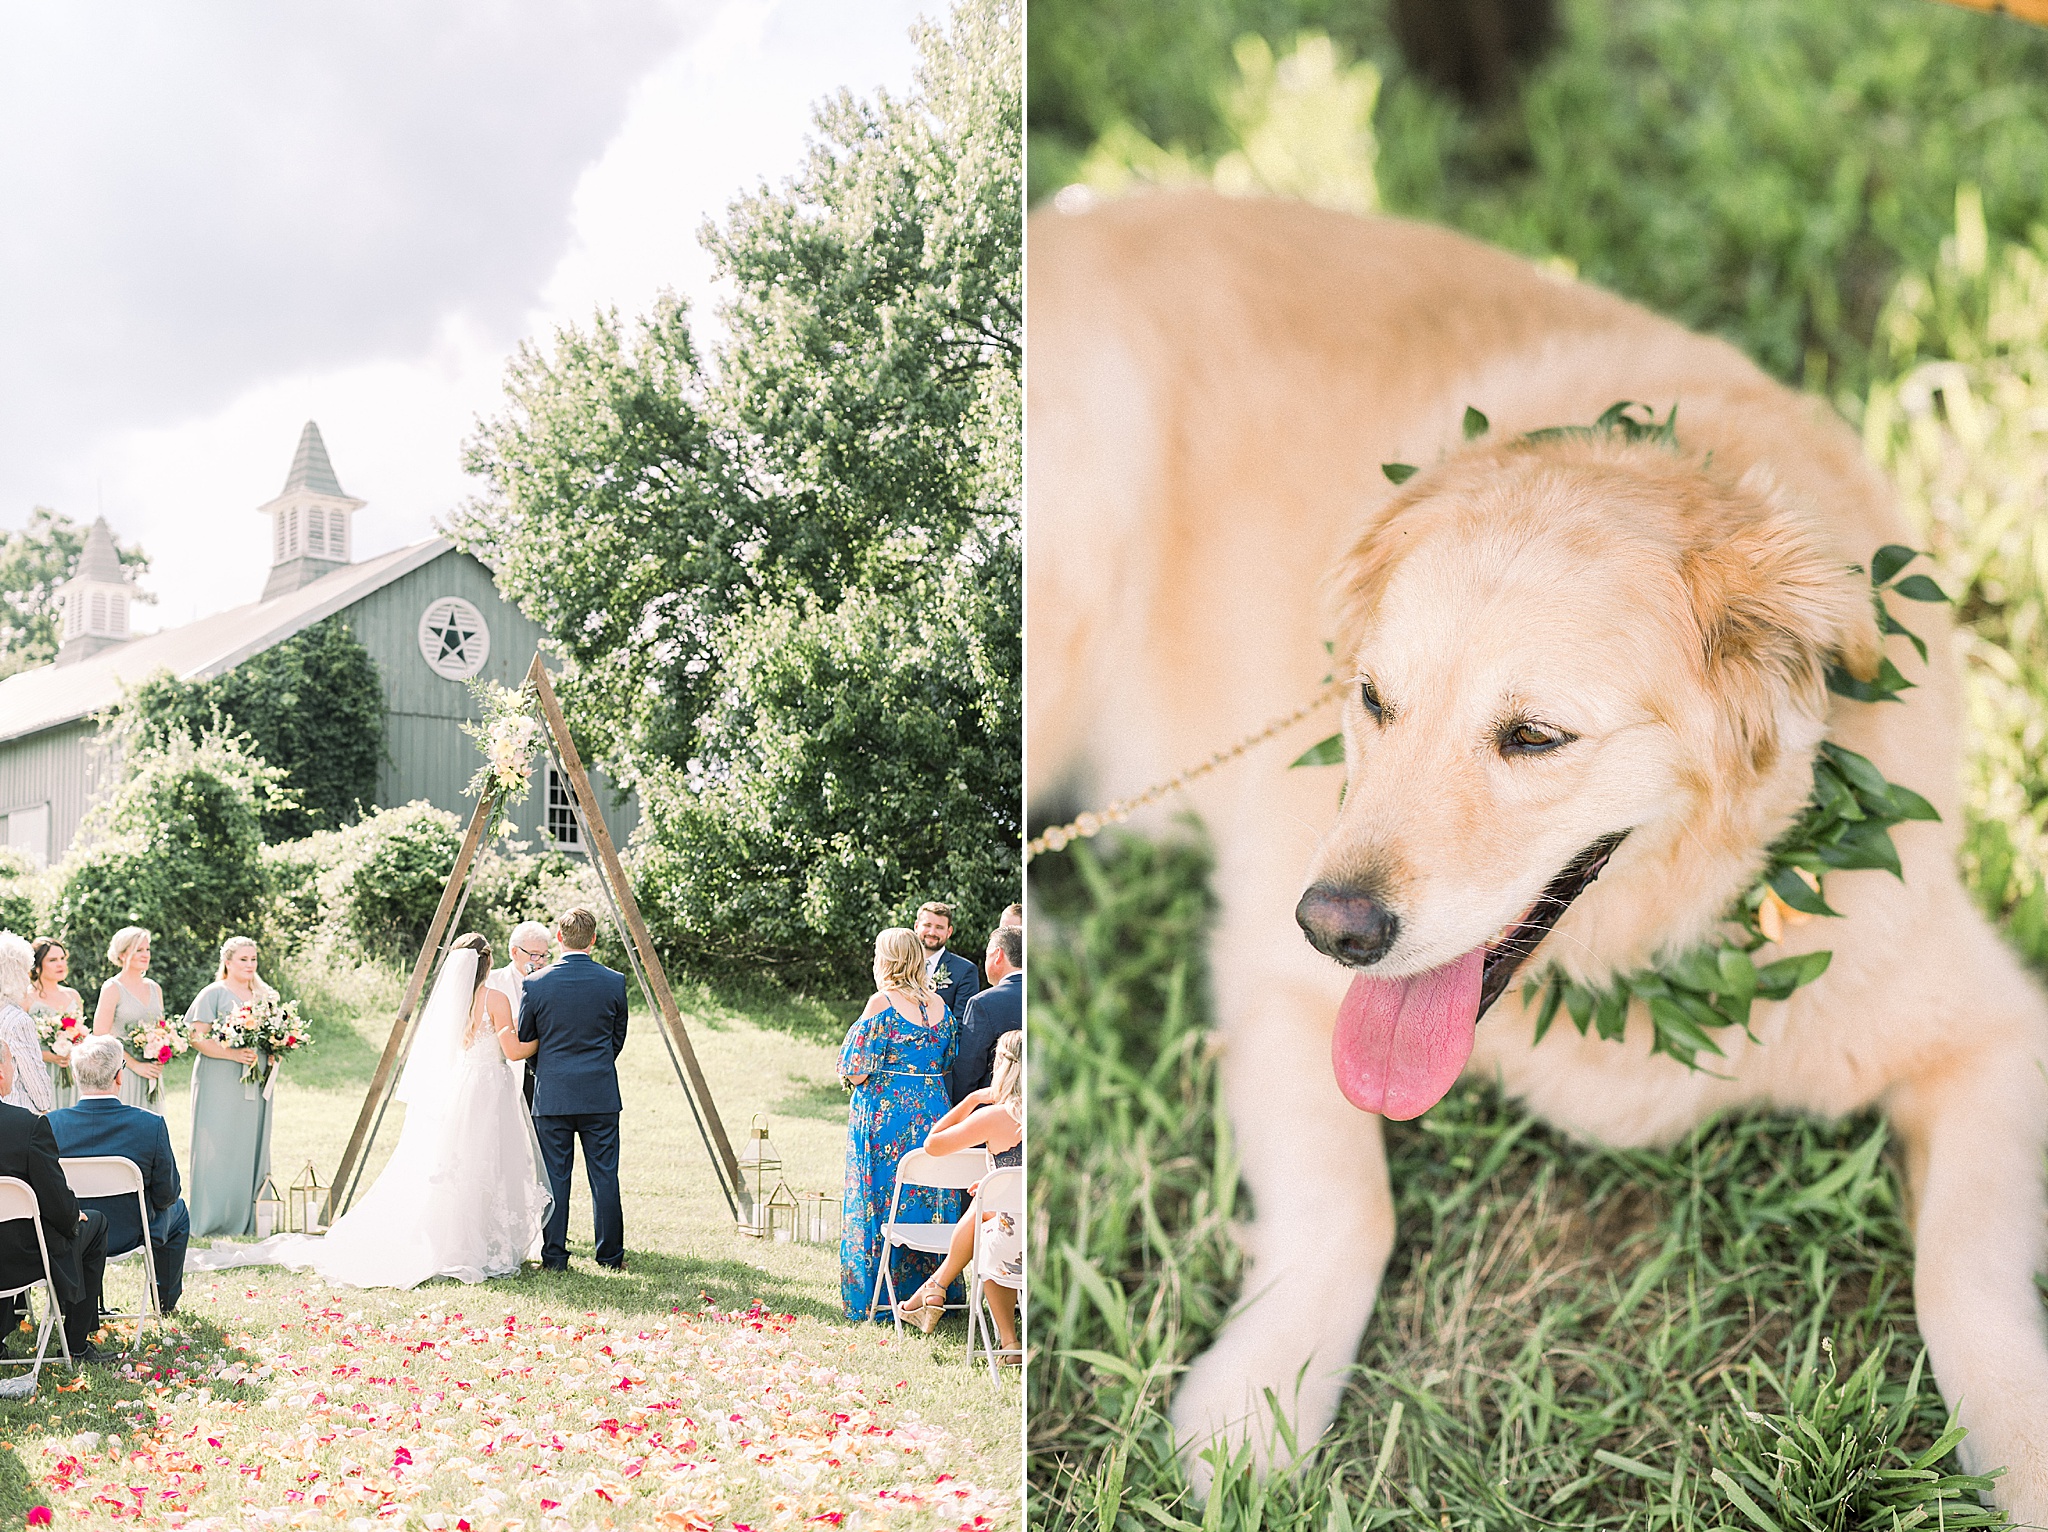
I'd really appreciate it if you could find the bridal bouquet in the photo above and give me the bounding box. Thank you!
[123,1022,188,1103]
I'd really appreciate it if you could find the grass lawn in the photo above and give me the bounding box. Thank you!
[0,967,1023,1529]
[1028,835,2011,1532]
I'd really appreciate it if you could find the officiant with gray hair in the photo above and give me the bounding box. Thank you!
[488,922,555,1107]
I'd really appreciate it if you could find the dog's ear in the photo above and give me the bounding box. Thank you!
[1329,497,1419,663]
[1680,489,1883,774]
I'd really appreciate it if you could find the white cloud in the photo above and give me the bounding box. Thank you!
[0,0,934,630]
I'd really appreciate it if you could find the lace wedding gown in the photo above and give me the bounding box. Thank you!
[188,949,552,1289]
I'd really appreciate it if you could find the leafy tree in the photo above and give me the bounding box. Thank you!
[458,0,1018,768]
[0,506,151,677]
[455,0,1020,986]
[636,545,1021,989]
[456,300,741,773]
[51,732,278,1009]
[122,617,385,841]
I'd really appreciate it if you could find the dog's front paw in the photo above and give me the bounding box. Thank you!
[1171,1317,1351,1502]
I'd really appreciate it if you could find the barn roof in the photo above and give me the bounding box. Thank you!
[0,536,453,745]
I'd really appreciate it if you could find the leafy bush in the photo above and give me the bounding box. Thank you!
[325,802,464,955]
[121,616,385,840]
[0,848,37,936]
[635,555,1020,991]
[51,733,278,1010]
[465,843,612,962]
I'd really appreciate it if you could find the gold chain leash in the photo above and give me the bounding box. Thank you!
[1023,679,1349,863]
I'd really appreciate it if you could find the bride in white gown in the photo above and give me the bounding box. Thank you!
[188,934,552,1288]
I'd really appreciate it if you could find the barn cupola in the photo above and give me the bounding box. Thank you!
[55,516,136,666]
[258,420,365,601]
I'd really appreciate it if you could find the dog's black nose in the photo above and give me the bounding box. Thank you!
[1296,883,1400,967]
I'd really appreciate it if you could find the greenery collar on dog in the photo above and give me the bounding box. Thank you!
[1303,403,1952,1069]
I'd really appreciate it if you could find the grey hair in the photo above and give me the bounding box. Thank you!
[0,932,29,1006]
[510,921,553,951]
[70,1035,124,1093]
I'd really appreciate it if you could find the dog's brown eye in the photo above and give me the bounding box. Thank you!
[1501,721,1570,756]
[1359,678,1384,723]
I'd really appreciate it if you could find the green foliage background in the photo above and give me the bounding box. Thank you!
[1031,0,2048,399]
[119,616,387,841]
[456,0,1021,990]
[49,733,278,1009]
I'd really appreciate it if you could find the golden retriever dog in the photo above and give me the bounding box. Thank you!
[1027,191,2048,1516]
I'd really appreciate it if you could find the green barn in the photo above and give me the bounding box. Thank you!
[0,422,635,866]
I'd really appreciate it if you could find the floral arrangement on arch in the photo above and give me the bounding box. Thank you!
[462,679,546,833]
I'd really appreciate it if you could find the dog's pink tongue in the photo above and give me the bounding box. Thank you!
[1332,949,1485,1120]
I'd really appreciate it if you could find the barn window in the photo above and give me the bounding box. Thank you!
[330,509,346,559]
[288,506,301,556]
[309,507,326,555]
[547,766,582,848]
[112,593,127,634]
[275,512,286,562]
[90,592,108,631]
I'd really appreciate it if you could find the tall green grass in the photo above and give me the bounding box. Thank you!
[1028,836,2008,1529]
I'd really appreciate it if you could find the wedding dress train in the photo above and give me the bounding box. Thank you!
[187,948,552,1289]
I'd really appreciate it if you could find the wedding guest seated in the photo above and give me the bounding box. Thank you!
[48,1035,189,1314]
[0,1041,110,1363]
[947,925,1022,1104]
[894,1030,1024,1355]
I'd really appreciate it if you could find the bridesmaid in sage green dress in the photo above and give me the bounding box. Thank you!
[185,935,274,1239]
[28,938,85,1111]
[93,926,167,1115]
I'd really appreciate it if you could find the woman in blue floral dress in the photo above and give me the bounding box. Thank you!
[841,927,959,1320]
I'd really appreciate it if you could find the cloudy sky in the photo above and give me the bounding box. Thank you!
[0,0,932,630]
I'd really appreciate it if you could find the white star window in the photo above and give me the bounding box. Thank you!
[417,596,492,681]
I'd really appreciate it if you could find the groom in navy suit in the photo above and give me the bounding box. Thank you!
[518,906,630,1271]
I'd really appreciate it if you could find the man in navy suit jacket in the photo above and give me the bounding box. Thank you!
[916,901,982,1020]
[947,925,1023,1104]
[48,1036,190,1313]
[518,906,630,1271]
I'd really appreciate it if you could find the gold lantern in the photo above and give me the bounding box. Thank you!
[289,1162,326,1234]
[799,1191,842,1246]
[736,1114,781,1236]
[765,1180,800,1243]
[254,1176,285,1240]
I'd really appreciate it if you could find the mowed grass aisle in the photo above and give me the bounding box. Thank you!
[0,972,1022,1530]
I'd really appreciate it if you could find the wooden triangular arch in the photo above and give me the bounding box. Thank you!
[324,654,748,1226]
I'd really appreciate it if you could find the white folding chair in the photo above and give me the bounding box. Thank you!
[968,1166,1024,1378]
[868,1148,985,1335]
[60,1156,159,1345]
[0,1175,72,1396]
